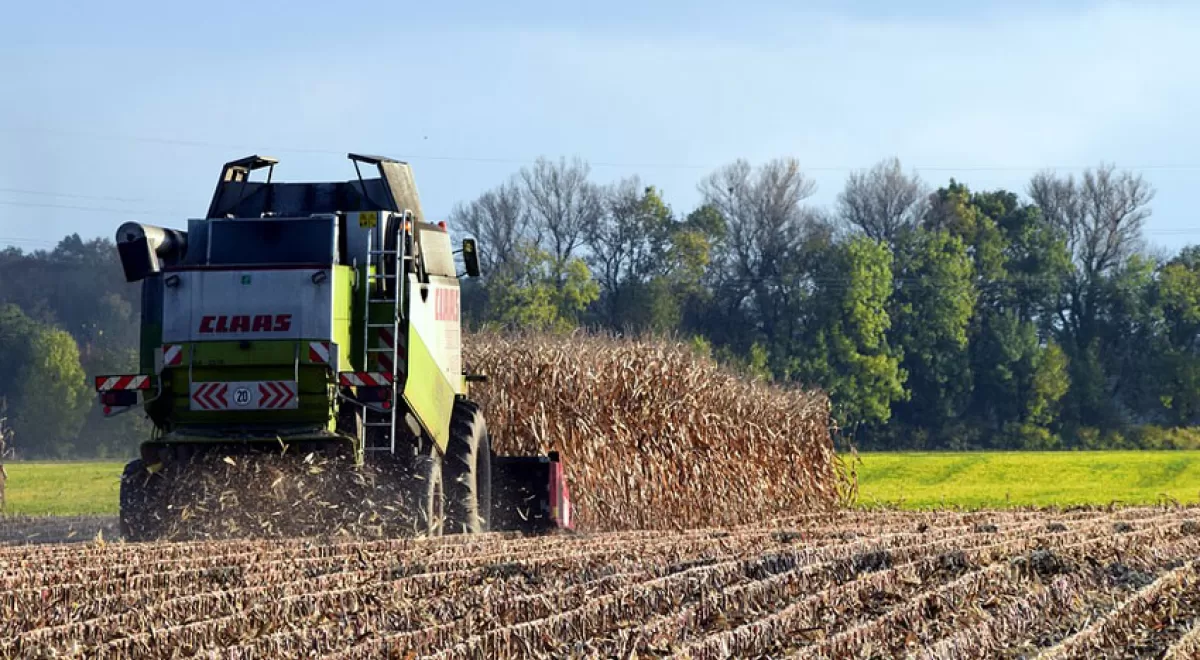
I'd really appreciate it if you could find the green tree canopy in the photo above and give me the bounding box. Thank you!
[0,304,90,458]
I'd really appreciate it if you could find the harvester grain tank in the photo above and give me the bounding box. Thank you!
[97,153,571,539]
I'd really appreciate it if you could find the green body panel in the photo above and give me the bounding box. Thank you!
[332,266,354,373]
[160,340,336,428]
[401,327,453,453]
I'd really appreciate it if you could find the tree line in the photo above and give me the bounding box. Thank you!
[0,236,148,458]
[452,156,1200,451]
[0,156,1197,457]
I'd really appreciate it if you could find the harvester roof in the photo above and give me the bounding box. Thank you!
[205,153,426,224]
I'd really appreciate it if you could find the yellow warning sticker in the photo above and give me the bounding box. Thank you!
[359,211,378,228]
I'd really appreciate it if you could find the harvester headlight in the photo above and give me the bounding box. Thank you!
[164,274,181,288]
[311,271,328,284]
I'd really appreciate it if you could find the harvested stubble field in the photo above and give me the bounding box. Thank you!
[1,507,1199,658]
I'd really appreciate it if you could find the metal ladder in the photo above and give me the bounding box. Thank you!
[360,210,413,454]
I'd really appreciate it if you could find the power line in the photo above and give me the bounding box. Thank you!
[0,236,60,247]
[7,126,1200,172]
[0,199,184,216]
[0,187,193,206]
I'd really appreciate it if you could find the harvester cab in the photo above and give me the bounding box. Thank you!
[99,153,571,540]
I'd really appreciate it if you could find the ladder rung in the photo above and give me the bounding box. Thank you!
[368,274,397,279]
[366,322,396,328]
[366,347,394,352]
[368,298,398,303]
[364,446,393,452]
[368,253,414,261]
[364,422,393,428]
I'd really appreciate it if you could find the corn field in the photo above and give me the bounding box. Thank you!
[0,506,1197,658]
[466,331,844,531]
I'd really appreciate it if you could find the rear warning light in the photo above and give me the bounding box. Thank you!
[101,390,138,407]
[356,387,392,404]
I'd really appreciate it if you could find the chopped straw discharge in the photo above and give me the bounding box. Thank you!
[466,331,842,531]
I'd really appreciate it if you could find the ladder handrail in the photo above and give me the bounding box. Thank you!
[355,210,415,456]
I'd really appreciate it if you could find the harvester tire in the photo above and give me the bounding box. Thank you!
[444,400,492,534]
[119,459,166,542]
[409,448,445,537]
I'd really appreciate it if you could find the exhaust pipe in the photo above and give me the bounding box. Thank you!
[115,223,188,282]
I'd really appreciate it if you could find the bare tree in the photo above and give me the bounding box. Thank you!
[1028,163,1154,280]
[586,176,643,302]
[520,156,603,278]
[585,177,678,326]
[699,158,825,342]
[837,157,927,243]
[588,179,675,285]
[1028,163,1156,410]
[700,158,821,283]
[448,179,528,275]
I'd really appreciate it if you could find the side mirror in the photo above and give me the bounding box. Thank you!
[462,238,481,277]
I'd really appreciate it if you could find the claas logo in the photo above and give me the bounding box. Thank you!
[435,289,460,322]
[199,314,292,334]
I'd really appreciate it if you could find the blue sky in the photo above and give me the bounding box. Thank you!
[2,0,1198,254]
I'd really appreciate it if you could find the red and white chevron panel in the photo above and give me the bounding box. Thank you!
[95,375,151,391]
[338,371,394,387]
[162,344,183,367]
[190,381,298,411]
[308,341,331,365]
[191,382,228,410]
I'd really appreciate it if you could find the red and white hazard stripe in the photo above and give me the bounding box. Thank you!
[95,375,151,391]
[375,329,408,374]
[339,371,394,387]
[308,341,331,364]
[162,344,183,367]
[376,329,394,373]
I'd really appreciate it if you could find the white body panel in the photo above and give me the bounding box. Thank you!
[407,274,461,386]
[162,269,333,342]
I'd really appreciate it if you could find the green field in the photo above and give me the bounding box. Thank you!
[2,451,1199,516]
[853,450,1200,509]
[2,462,123,515]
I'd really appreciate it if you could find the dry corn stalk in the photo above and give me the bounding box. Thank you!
[466,331,842,531]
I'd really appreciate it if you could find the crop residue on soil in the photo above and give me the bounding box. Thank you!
[2,507,1199,659]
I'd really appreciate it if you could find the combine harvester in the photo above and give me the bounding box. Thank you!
[95,154,571,540]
